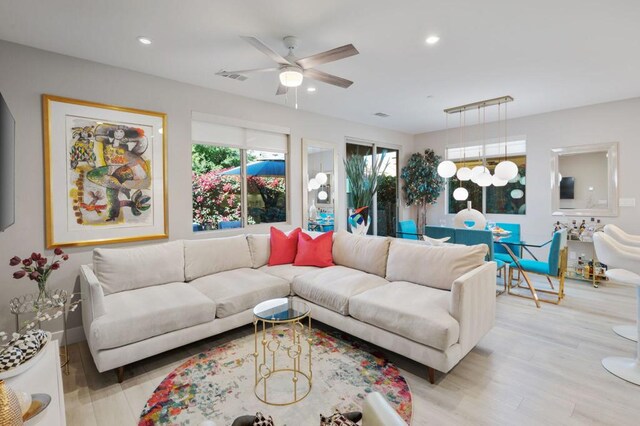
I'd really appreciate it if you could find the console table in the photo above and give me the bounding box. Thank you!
[5,339,66,425]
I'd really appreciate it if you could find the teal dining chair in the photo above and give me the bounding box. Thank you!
[492,222,522,263]
[508,229,568,304]
[397,220,419,240]
[424,226,456,243]
[454,228,508,293]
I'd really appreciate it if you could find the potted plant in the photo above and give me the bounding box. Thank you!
[344,153,388,235]
[400,149,445,231]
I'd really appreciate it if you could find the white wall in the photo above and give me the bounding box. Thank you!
[414,97,640,242]
[0,40,413,334]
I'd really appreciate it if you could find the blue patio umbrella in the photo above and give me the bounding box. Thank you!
[221,160,285,176]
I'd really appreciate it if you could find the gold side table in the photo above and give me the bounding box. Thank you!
[9,289,70,375]
[253,297,312,406]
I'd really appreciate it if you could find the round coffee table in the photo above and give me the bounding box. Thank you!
[253,297,312,405]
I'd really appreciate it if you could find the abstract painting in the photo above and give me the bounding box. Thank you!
[43,95,167,247]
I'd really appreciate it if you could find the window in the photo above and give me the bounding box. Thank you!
[446,140,526,215]
[191,116,288,231]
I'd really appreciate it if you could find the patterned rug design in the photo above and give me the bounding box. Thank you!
[139,328,412,425]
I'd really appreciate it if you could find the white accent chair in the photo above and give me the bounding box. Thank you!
[604,225,640,342]
[362,392,407,426]
[593,232,640,385]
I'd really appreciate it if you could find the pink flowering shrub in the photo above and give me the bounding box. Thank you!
[192,171,242,228]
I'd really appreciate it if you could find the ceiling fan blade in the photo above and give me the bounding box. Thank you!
[276,84,289,96]
[304,69,353,88]
[216,67,278,76]
[296,44,359,69]
[240,36,291,65]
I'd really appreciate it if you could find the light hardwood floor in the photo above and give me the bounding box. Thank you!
[63,276,640,426]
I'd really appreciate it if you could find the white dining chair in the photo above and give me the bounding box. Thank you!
[604,224,640,342]
[593,232,640,385]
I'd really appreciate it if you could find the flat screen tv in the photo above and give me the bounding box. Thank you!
[560,176,575,200]
[0,92,15,231]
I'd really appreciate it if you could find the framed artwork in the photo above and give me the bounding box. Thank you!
[42,95,168,247]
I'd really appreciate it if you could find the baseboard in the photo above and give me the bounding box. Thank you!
[51,326,85,346]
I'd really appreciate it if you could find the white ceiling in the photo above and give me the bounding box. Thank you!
[1,0,639,134]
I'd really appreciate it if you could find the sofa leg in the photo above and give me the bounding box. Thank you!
[427,366,435,384]
[116,366,125,383]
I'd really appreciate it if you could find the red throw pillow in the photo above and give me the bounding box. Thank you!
[294,231,335,267]
[268,227,302,266]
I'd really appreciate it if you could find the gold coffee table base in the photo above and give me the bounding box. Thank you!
[253,313,312,406]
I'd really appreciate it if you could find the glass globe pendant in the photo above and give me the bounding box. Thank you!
[456,167,472,181]
[315,172,328,185]
[437,160,457,178]
[494,160,518,181]
[453,187,469,201]
[492,174,508,187]
[476,170,493,187]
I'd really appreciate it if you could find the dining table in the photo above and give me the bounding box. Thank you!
[493,232,553,308]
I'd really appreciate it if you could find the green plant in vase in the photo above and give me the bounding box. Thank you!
[344,153,388,234]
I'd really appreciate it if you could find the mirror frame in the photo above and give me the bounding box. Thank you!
[550,142,619,217]
[302,139,339,230]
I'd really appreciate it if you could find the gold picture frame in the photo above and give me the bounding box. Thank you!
[43,95,168,248]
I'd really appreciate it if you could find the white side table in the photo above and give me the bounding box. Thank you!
[5,339,66,425]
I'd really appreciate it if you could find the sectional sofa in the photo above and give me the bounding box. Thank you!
[80,230,496,384]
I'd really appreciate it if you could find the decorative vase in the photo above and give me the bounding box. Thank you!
[34,282,49,310]
[0,380,24,426]
[309,199,318,221]
[453,201,486,230]
[348,206,370,235]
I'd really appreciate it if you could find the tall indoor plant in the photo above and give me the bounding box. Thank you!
[344,153,388,234]
[401,149,445,231]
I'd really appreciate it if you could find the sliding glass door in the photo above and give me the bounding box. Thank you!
[345,141,399,236]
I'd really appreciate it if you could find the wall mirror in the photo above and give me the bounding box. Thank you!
[302,139,337,232]
[551,142,618,216]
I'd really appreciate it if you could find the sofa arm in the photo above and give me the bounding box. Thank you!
[80,264,106,327]
[362,392,407,426]
[449,262,497,356]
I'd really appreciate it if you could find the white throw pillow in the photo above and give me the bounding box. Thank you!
[385,240,488,290]
[247,234,270,268]
[184,235,252,281]
[332,230,390,277]
[93,240,185,295]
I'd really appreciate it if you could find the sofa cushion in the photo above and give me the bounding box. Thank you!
[184,235,253,281]
[386,240,487,291]
[332,231,390,277]
[294,231,335,267]
[292,266,389,315]
[259,264,319,282]
[190,268,290,318]
[269,227,301,266]
[349,281,460,351]
[91,282,215,350]
[93,240,185,295]
[247,234,270,268]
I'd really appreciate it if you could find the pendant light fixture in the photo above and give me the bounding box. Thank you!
[494,101,518,180]
[456,111,472,181]
[437,111,457,179]
[453,187,469,201]
[474,106,493,187]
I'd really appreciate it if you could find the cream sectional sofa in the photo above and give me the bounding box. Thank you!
[80,230,496,383]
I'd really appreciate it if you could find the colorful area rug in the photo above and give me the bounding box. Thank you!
[139,328,412,425]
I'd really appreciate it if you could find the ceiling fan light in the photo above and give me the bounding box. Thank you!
[315,172,328,185]
[453,187,469,201]
[495,160,518,181]
[456,167,472,181]
[279,67,304,87]
[437,160,457,178]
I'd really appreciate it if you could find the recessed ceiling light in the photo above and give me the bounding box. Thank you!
[425,36,440,45]
[307,87,317,93]
[137,36,152,45]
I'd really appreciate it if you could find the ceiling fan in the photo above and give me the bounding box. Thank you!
[216,36,359,95]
